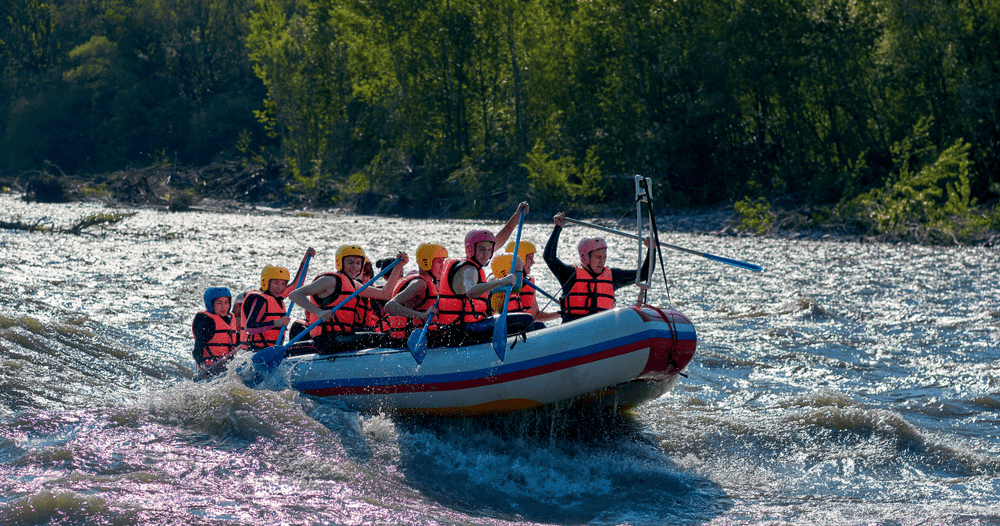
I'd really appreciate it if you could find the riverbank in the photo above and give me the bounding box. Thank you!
[3,164,998,246]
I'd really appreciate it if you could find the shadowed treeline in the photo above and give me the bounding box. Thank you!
[2,0,998,241]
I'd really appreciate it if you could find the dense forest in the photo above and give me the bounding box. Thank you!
[2,0,998,241]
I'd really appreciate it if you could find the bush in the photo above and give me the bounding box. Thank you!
[734,196,773,234]
[835,118,988,243]
[23,172,69,203]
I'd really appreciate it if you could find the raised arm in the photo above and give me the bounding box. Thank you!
[492,202,529,255]
[280,247,316,299]
[360,252,408,301]
[543,213,576,286]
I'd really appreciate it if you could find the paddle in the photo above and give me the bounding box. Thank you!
[523,279,560,304]
[406,298,439,365]
[493,208,525,360]
[563,216,762,272]
[251,257,402,372]
[192,353,234,382]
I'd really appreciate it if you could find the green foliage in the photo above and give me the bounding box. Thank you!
[523,141,607,210]
[446,158,488,218]
[734,197,773,234]
[838,117,986,243]
[2,0,267,174]
[63,35,115,85]
[1,0,999,241]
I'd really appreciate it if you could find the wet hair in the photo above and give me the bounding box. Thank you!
[375,258,395,270]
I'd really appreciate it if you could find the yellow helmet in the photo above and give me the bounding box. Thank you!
[260,265,290,291]
[505,240,536,258]
[490,253,518,279]
[336,245,367,272]
[415,243,448,271]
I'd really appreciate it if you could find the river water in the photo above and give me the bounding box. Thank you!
[1,193,998,525]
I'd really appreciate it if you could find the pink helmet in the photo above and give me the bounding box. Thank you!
[578,237,608,265]
[464,229,496,259]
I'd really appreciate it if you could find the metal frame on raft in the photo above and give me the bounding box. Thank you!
[635,174,653,305]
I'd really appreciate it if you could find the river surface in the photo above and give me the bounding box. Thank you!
[1,193,998,525]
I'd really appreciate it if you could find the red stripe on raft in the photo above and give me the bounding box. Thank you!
[302,337,676,398]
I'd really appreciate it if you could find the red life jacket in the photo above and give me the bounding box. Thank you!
[436,258,489,326]
[382,273,438,338]
[307,272,360,338]
[561,266,615,317]
[193,311,238,368]
[243,291,285,351]
[355,297,381,330]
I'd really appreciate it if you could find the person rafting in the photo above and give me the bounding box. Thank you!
[242,250,313,351]
[289,245,406,353]
[381,243,447,341]
[544,212,651,323]
[489,240,561,326]
[435,202,528,343]
[232,291,249,348]
[191,287,239,371]
[355,258,387,331]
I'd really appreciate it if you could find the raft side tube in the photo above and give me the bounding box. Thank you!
[631,305,697,377]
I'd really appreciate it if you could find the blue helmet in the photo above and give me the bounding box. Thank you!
[203,287,232,312]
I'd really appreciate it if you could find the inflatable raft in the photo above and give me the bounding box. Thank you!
[255,304,696,416]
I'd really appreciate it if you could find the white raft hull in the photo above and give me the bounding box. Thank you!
[270,305,696,416]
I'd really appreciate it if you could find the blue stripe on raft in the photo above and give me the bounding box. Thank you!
[294,327,679,392]
[673,327,696,340]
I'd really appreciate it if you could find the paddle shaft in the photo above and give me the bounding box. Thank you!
[253,257,402,369]
[523,280,560,304]
[563,216,762,272]
[292,257,401,348]
[195,252,312,381]
[493,208,526,360]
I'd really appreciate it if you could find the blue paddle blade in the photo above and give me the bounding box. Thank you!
[704,253,762,272]
[412,331,428,364]
[407,328,427,365]
[492,284,512,361]
[407,299,437,365]
[251,344,286,371]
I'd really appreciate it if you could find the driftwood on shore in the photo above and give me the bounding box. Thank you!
[6,160,288,210]
[0,212,137,236]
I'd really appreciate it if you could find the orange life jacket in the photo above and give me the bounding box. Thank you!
[307,272,360,338]
[243,291,285,351]
[436,258,488,326]
[382,273,438,338]
[561,266,615,317]
[193,312,238,368]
